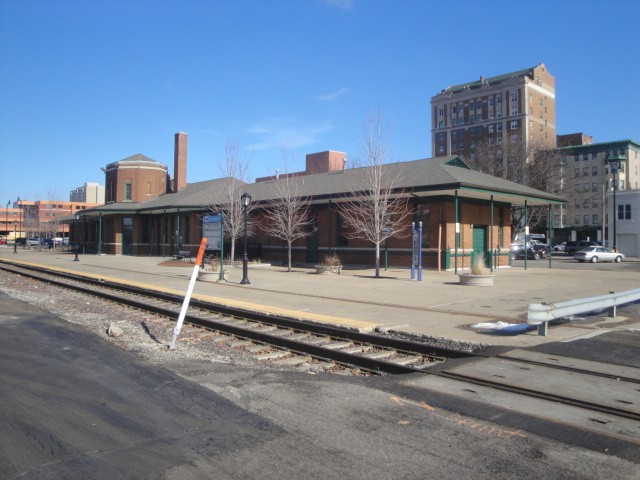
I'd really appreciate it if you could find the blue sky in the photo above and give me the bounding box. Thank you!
[1,0,639,203]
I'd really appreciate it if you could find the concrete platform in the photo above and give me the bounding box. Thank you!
[1,248,639,348]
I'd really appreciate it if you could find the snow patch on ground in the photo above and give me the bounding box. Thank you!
[470,321,535,335]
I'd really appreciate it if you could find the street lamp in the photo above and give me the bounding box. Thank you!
[240,192,251,285]
[16,196,21,242]
[13,221,17,254]
[5,200,9,241]
[606,155,626,252]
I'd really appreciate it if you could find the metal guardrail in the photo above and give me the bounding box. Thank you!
[528,288,640,336]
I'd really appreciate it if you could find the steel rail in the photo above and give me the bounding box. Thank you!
[438,370,640,422]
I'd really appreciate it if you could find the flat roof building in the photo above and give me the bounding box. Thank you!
[431,64,556,166]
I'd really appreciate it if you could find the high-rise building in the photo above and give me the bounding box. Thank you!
[70,182,105,204]
[550,138,640,244]
[431,63,556,165]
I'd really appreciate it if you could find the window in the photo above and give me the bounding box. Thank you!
[592,182,598,191]
[496,111,502,118]
[511,93,517,102]
[583,167,589,176]
[438,145,444,154]
[488,125,494,133]
[469,127,475,135]
[574,216,580,225]
[510,134,519,143]
[437,132,445,141]
[452,131,457,139]
[529,94,533,103]
[458,129,465,137]
[592,214,599,224]
[459,142,464,151]
[510,120,518,130]
[452,118,458,126]
[477,126,483,135]
[574,155,580,162]
[470,153,475,161]
[496,137,502,144]
[459,105,464,115]
[124,182,132,201]
[583,183,589,192]
[583,215,590,225]
[496,149,502,158]
[583,154,588,161]
[477,139,482,147]
[496,123,502,131]
[592,166,598,176]
[618,204,631,220]
[469,102,475,111]
[488,138,494,145]
[438,108,444,117]
[511,107,518,116]
[496,96,501,104]
[470,115,475,124]
[470,140,475,149]
[488,98,494,107]
[489,112,494,119]
[476,100,482,110]
[452,144,457,152]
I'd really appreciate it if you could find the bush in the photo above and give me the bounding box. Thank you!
[320,253,342,267]
[470,254,490,275]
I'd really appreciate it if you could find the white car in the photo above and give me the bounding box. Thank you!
[574,246,624,263]
[552,242,566,252]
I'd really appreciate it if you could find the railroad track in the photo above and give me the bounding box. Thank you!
[0,260,470,375]
[2,258,639,424]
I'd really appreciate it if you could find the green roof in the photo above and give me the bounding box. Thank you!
[75,156,564,219]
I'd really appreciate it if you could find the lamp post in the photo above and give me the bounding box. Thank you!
[240,192,251,285]
[13,221,17,254]
[606,154,625,252]
[5,200,9,241]
[16,196,21,242]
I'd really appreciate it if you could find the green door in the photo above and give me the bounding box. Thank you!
[122,217,133,255]
[472,225,486,265]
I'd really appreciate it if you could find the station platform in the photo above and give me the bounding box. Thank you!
[1,248,639,348]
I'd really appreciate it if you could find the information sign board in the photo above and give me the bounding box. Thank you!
[203,214,223,250]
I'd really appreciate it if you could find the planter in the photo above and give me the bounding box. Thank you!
[198,270,228,282]
[458,273,495,286]
[315,265,342,275]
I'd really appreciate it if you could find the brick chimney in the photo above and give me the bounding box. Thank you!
[173,132,187,192]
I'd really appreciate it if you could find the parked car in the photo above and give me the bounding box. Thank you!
[574,246,625,263]
[552,242,566,252]
[15,237,26,246]
[26,237,40,246]
[510,241,549,260]
[0,238,6,246]
[565,240,598,255]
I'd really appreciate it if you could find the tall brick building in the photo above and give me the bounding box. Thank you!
[431,63,556,165]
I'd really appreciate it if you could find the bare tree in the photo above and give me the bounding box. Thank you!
[338,113,412,277]
[208,138,252,266]
[259,148,312,272]
[464,137,562,234]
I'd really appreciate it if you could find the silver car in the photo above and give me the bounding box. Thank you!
[574,246,624,263]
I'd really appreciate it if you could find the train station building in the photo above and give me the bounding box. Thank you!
[67,133,564,270]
